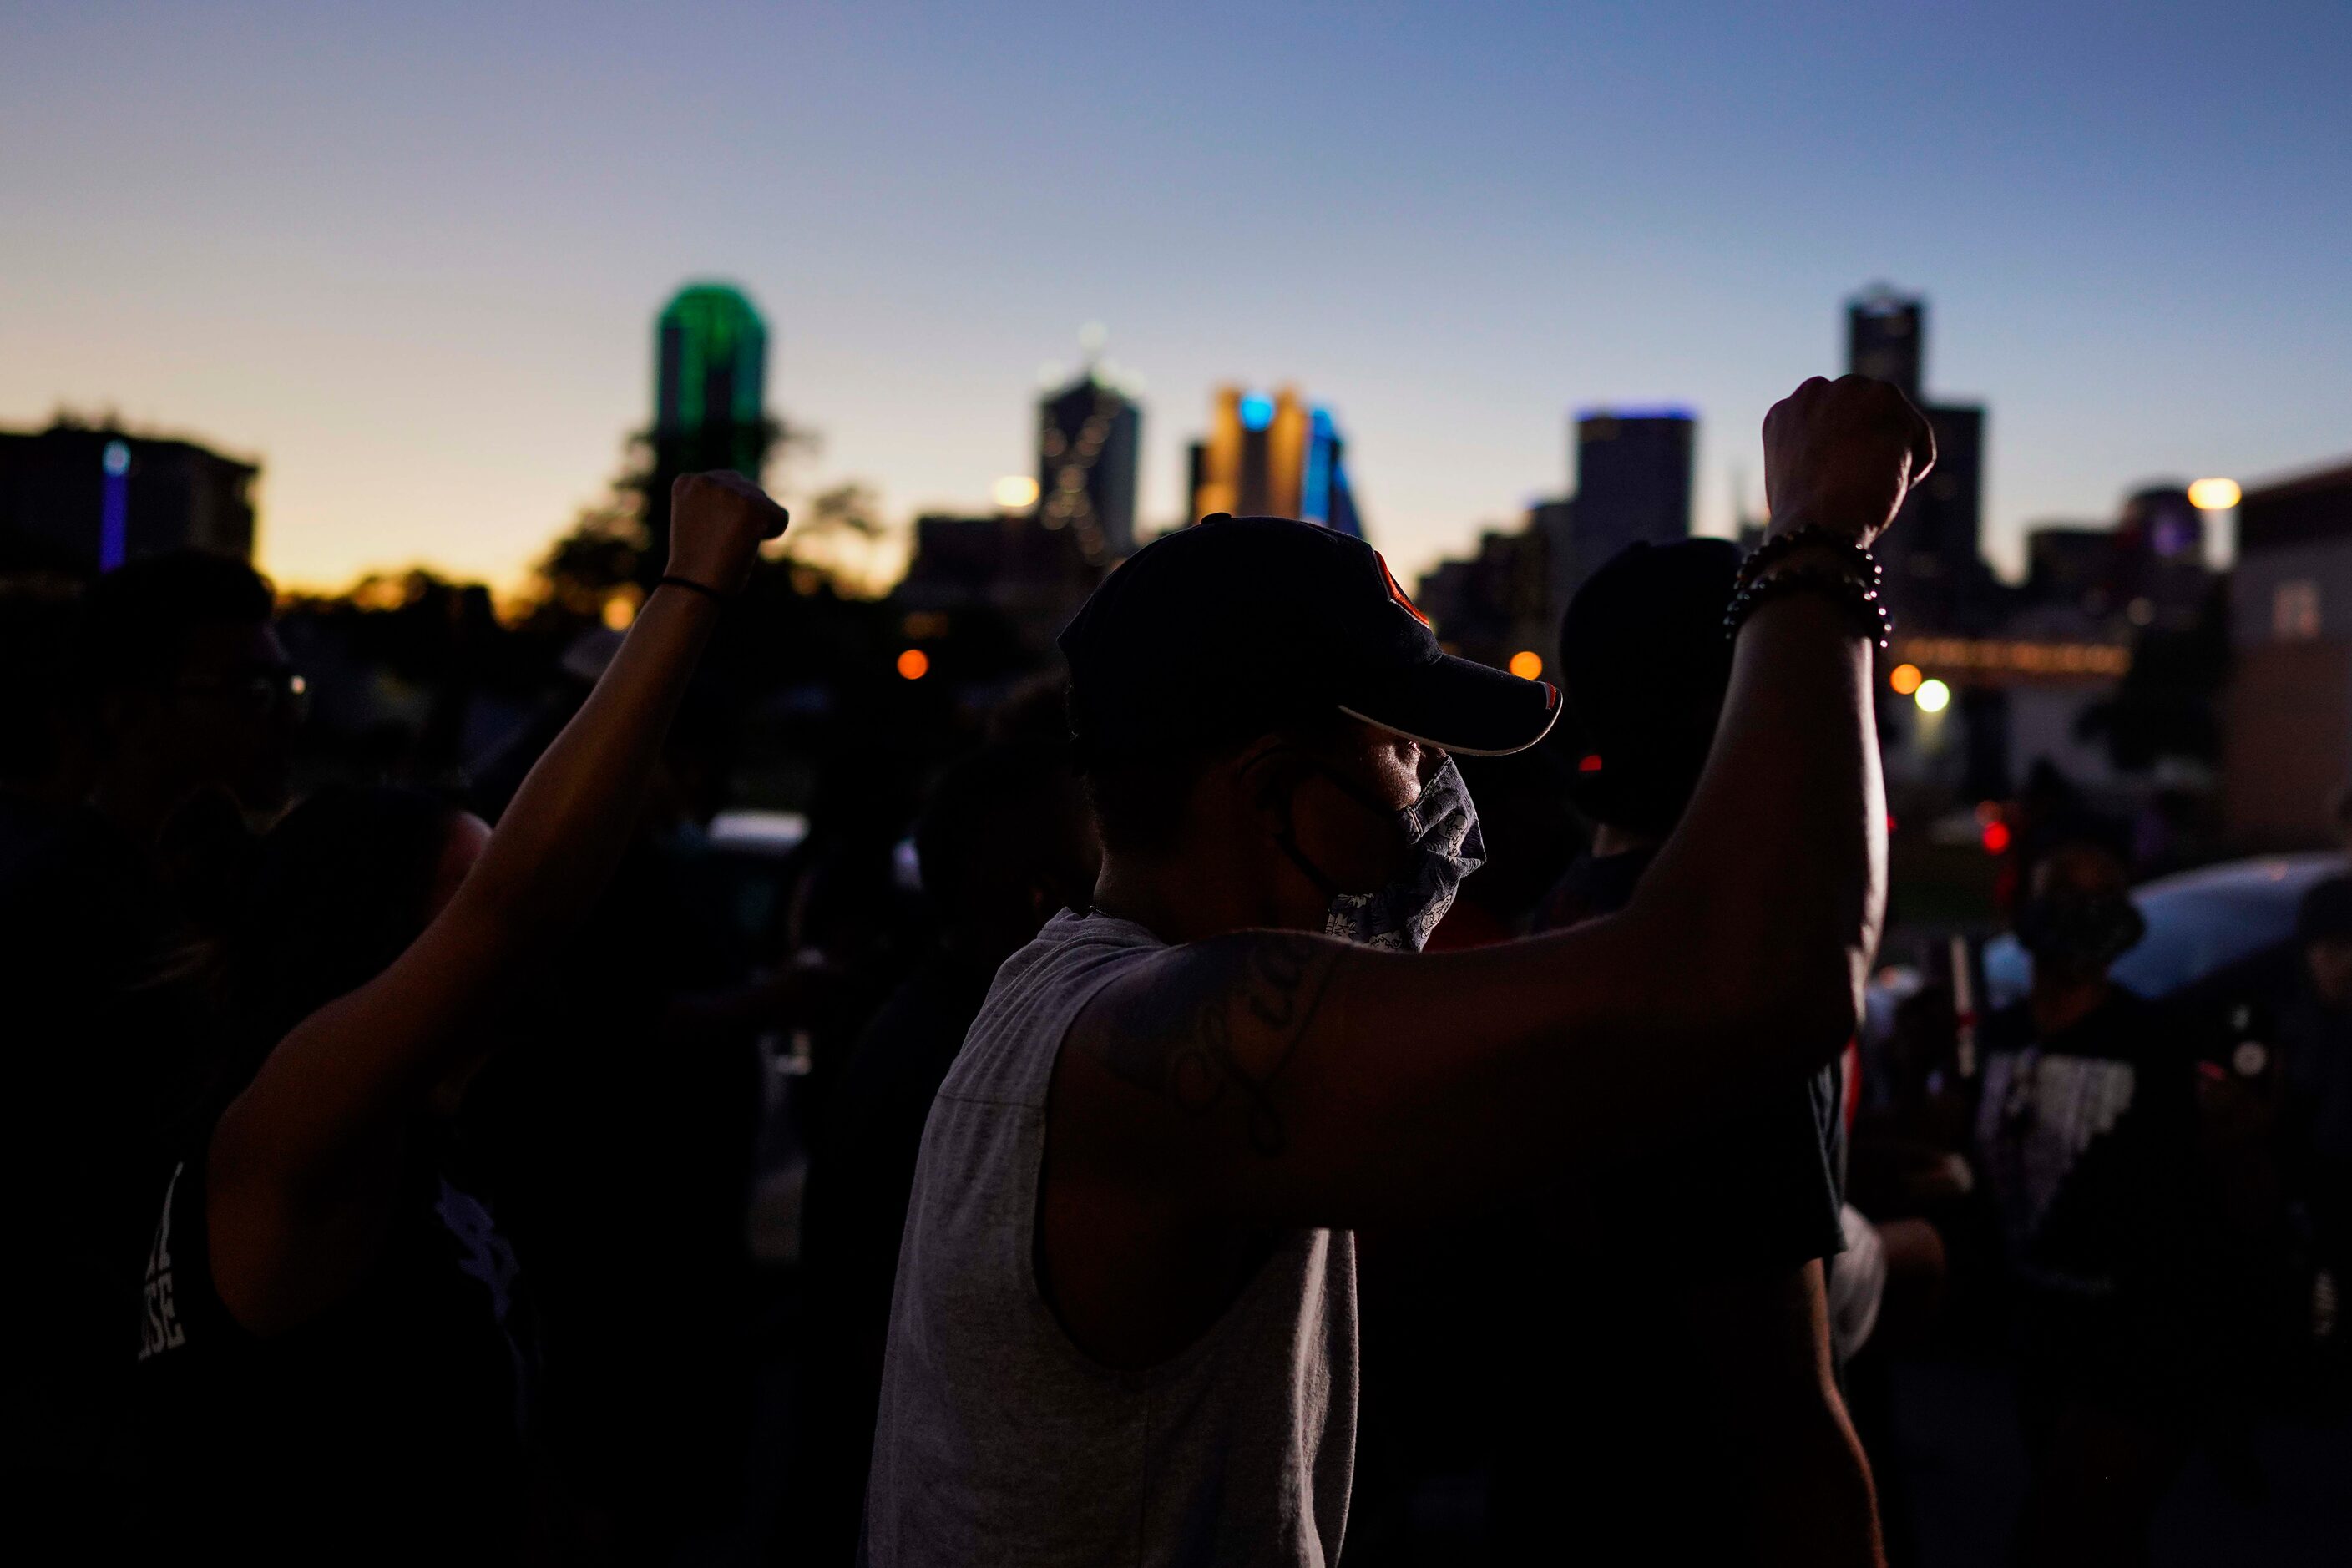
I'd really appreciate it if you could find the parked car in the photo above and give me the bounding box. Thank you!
[1984,852,2344,1007]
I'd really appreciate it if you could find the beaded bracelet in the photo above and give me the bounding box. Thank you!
[1737,525,1883,593]
[1723,565,1893,648]
[657,574,730,604]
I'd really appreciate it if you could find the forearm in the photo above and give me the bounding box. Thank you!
[457,582,719,948]
[1735,1397,1884,1568]
[1632,587,1884,1053]
[1691,1261,1885,1568]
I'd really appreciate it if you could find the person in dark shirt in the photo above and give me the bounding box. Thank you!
[791,736,1100,1562]
[1973,839,2203,1566]
[127,786,541,1555]
[3,553,298,1525]
[118,472,787,1562]
[1515,539,1871,1565]
[1358,539,1873,1566]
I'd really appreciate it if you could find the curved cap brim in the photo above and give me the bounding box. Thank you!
[1338,654,1561,756]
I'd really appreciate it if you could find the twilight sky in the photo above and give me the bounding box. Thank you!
[3,1,2347,591]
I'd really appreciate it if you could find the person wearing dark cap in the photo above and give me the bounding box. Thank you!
[1492,538,1877,1565]
[862,376,1932,1565]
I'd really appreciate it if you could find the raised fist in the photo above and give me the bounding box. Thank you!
[1762,376,1936,549]
[667,471,790,594]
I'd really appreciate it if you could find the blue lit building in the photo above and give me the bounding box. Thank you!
[1186,384,1361,536]
[0,422,258,575]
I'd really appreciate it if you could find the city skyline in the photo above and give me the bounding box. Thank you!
[3,3,2346,593]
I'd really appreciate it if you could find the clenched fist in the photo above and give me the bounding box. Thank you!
[1763,376,1936,549]
[668,471,791,595]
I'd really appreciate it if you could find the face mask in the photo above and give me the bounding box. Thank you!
[2016,887,2145,973]
[1277,754,1485,953]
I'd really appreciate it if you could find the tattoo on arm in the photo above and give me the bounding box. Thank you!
[1084,934,1346,1156]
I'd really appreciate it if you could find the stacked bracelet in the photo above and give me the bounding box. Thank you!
[657,574,729,604]
[1723,565,1892,648]
[1735,525,1884,594]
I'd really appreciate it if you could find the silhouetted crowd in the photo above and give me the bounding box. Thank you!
[4,479,2348,1562]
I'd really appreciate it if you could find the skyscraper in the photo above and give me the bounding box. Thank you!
[1845,286,1990,631]
[1572,407,1694,564]
[1036,370,1141,561]
[641,282,774,572]
[1847,287,1924,402]
[1186,385,1361,535]
[655,283,769,474]
[0,422,256,574]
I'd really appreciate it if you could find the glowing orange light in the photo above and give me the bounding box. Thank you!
[1508,650,1544,680]
[1578,753,1604,774]
[896,648,930,680]
[1889,662,1924,696]
[1982,821,2012,855]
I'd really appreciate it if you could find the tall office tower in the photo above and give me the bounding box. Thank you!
[1036,370,1141,562]
[1845,286,1990,631]
[0,422,257,574]
[1186,385,1361,535]
[643,282,774,567]
[1848,286,1925,402]
[1572,407,1695,567]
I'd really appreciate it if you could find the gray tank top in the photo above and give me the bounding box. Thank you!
[864,910,1358,1566]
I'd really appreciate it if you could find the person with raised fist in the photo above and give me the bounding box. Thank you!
[863,377,1931,1565]
[117,473,787,1563]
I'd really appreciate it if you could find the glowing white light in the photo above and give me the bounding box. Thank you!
[993,475,1040,509]
[2187,477,2240,511]
[1914,678,1952,714]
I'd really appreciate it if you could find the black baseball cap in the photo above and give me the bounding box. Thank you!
[1060,515,1559,759]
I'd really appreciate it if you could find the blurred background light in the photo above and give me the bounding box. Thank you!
[992,474,1039,509]
[2188,477,2242,511]
[1889,662,1924,695]
[1914,677,1951,713]
[1508,650,1543,679]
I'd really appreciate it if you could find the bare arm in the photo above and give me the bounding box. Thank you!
[1054,377,1930,1234]
[209,473,787,1332]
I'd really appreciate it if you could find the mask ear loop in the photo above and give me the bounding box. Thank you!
[1261,771,1348,898]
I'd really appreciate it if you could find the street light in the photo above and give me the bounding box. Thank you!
[2188,477,2241,511]
[1914,678,1951,714]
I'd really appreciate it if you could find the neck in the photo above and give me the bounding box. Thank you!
[2030,973,2111,1038]
[1591,822,1662,858]
[1092,849,1302,947]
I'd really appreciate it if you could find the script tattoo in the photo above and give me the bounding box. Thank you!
[1087,933,1343,1157]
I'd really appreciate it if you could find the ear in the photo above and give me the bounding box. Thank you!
[1230,737,1303,831]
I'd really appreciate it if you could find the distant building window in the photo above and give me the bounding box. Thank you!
[2274,579,2322,641]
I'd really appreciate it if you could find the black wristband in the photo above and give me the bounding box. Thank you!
[1724,566,1893,649]
[656,574,729,605]
[1737,526,1883,593]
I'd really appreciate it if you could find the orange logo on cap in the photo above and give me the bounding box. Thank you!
[1374,552,1433,629]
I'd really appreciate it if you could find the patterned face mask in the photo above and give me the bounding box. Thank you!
[1277,754,1485,953]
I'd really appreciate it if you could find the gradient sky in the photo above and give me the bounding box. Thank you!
[4,2,2347,592]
